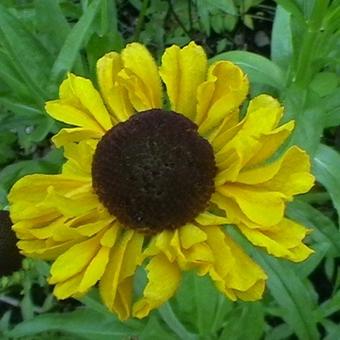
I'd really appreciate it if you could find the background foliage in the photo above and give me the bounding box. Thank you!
[0,0,340,339]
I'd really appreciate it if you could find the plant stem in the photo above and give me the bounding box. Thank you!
[159,302,198,340]
[167,0,192,39]
[133,0,149,42]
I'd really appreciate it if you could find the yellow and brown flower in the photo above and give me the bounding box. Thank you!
[8,42,314,320]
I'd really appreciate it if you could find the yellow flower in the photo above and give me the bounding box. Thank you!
[8,42,314,320]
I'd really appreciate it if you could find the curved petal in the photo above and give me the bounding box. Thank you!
[118,43,162,111]
[97,52,133,121]
[237,218,314,262]
[46,74,113,134]
[205,226,266,301]
[99,230,144,320]
[216,94,284,166]
[245,121,295,167]
[236,146,315,201]
[133,254,181,319]
[159,42,207,119]
[62,141,95,177]
[49,233,102,285]
[218,185,285,227]
[52,128,102,148]
[8,174,90,221]
[197,61,249,135]
[258,146,315,199]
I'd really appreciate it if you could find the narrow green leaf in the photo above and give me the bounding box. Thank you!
[0,49,30,98]
[310,72,338,97]
[219,302,264,340]
[322,90,340,128]
[5,308,137,339]
[283,86,323,155]
[287,200,340,256]
[140,316,176,340]
[254,254,319,340]
[275,0,305,22]
[271,5,293,69]
[313,144,340,225]
[35,0,70,51]
[0,4,52,103]
[210,51,285,89]
[49,0,102,84]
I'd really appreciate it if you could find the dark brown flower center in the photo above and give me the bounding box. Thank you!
[92,109,216,234]
[0,210,22,276]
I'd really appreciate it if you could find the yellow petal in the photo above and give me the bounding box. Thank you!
[53,273,83,299]
[197,61,248,134]
[97,52,133,121]
[62,141,95,177]
[216,94,283,166]
[133,254,181,319]
[46,74,113,131]
[259,146,315,198]
[224,232,267,300]
[99,230,144,320]
[205,226,266,301]
[52,127,102,148]
[43,186,98,218]
[218,185,285,226]
[45,101,104,132]
[195,212,229,226]
[237,146,314,201]
[237,218,314,262]
[17,239,79,260]
[245,121,295,167]
[215,149,243,185]
[204,226,234,289]
[78,246,111,293]
[119,43,162,111]
[154,231,177,262]
[8,174,90,221]
[159,42,207,119]
[49,235,100,284]
[179,223,207,249]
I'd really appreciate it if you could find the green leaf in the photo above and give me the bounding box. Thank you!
[5,308,138,339]
[35,0,71,52]
[210,51,285,89]
[0,4,52,103]
[254,254,319,340]
[310,72,338,97]
[0,49,30,99]
[287,200,340,257]
[140,316,176,340]
[173,272,231,336]
[219,302,264,340]
[313,144,340,225]
[323,90,340,127]
[319,290,340,319]
[49,0,102,85]
[275,0,305,22]
[283,86,323,155]
[271,5,293,69]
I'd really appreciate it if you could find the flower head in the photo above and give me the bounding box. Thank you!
[0,210,22,276]
[8,42,314,320]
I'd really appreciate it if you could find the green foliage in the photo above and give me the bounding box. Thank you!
[0,0,340,339]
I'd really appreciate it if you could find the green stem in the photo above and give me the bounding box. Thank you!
[210,295,227,334]
[159,302,198,340]
[167,0,192,38]
[133,0,149,41]
[294,29,318,86]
